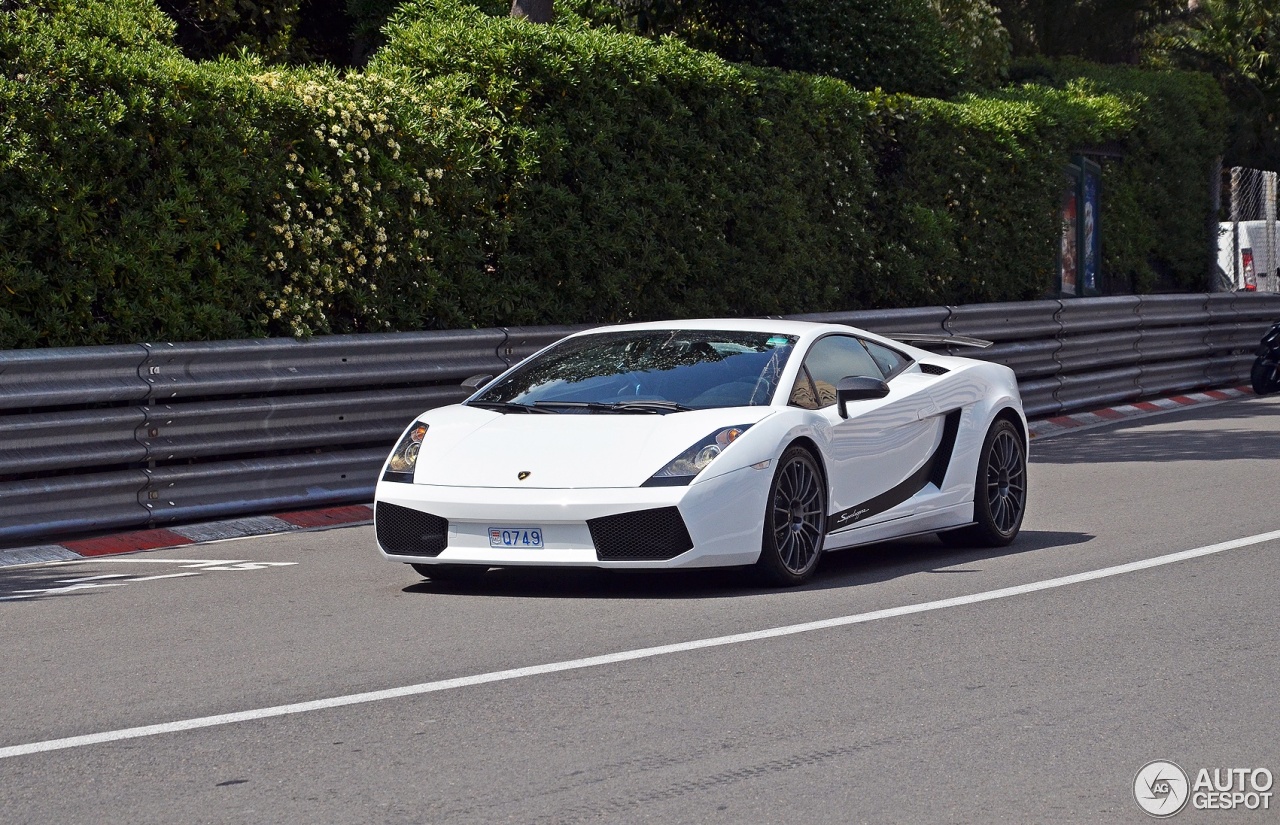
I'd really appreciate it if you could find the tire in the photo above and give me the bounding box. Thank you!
[754,446,827,586]
[1251,357,1278,396]
[410,563,488,583]
[938,418,1027,548]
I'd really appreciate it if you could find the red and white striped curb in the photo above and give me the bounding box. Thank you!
[1026,386,1254,439]
[0,505,372,568]
[0,386,1262,569]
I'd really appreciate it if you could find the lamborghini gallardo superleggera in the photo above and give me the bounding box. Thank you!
[375,320,1027,586]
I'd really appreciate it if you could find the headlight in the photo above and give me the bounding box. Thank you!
[643,425,751,487]
[383,421,428,482]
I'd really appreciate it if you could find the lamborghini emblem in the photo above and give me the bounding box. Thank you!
[518,471,531,481]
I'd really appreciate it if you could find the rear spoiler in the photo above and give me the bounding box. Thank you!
[884,332,993,349]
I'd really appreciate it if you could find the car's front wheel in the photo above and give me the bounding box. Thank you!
[754,446,827,586]
[939,418,1026,547]
[411,563,488,583]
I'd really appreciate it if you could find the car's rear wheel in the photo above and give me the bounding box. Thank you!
[1252,357,1278,396]
[754,446,827,586]
[939,418,1026,548]
[410,563,488,583]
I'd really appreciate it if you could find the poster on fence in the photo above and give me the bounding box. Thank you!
[1059,165,1080,296]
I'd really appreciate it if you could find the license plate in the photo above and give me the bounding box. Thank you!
[488,527,544,549]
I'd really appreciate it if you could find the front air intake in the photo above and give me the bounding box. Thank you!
[376,502,448,556]
[587,507,694,561]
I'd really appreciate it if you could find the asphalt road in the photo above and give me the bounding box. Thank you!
[2,396,1278,824]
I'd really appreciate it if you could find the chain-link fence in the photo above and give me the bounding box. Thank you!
[1220,166,1280,293]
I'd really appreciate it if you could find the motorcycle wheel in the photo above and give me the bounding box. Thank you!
[1252,357,1279,396]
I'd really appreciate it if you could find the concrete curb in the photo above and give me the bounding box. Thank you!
[0,386,1259,569]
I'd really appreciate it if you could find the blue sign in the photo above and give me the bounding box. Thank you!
[1081,160,1101,295]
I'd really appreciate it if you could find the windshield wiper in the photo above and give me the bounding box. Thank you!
[532,400,693,414]
[607,400,694,413]
[468,400,555,414]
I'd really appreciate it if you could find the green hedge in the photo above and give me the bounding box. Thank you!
[864,84,1134,303]
[0,0,493,345]
[375,1,884,322]
[1007,59,1228,291]
[0,0,1228,348]
[559,0,962,98]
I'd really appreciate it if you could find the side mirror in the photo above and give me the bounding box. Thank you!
[836,375,889,419]
[461,373,494,391]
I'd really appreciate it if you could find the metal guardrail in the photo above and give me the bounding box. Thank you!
[3,294,1279,545]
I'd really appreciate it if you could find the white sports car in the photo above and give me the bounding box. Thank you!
[375,319,1027,586]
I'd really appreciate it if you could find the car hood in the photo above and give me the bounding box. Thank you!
[410,404,776,489]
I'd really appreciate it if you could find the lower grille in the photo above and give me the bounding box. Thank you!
[376,502,448,557]
[588,507,694,561]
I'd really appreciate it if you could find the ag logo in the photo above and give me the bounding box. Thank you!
[1134,760,1190,817]
[517,471,531,481]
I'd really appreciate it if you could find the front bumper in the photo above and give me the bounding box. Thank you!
[374,464,772,569]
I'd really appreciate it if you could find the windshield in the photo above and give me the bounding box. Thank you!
[471,330,798,412]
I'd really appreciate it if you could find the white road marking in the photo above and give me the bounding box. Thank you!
[3,527,1279,760]
[53,574,131,584]
[0,582,128,601]
[190,562,297,571]
[87,558,249,564]
[0,559,296,602]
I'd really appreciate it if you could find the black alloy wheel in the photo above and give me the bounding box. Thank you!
[939,418,1026,548]
[755,446,827,586]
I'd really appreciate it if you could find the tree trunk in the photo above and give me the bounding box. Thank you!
[510,0,553,24]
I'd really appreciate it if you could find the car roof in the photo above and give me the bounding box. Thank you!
[558,318,948,363]
[568,318,865,339]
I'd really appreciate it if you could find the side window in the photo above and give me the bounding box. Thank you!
[788,366,820,410]
[861,339,911,380]
[800,336,882,409]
